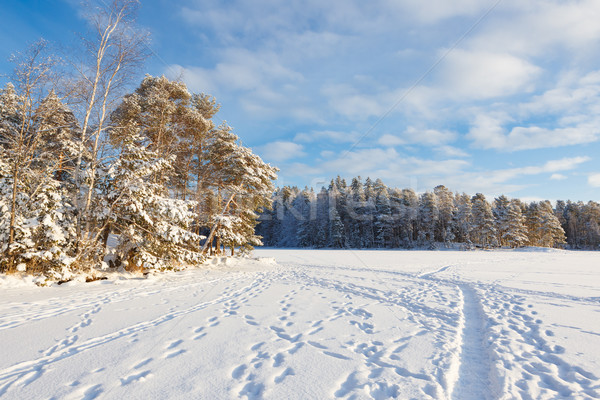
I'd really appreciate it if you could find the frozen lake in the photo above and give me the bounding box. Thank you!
[0,249,599,399]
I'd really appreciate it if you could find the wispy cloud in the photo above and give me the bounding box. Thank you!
[255,141,306,163]
[294,130,361,144]
[588,173,600,188]
[160,0,600,200]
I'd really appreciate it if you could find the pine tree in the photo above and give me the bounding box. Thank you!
[296,189,316,247]
[418,191,438,246]
[503,201,528,248]
[453,193,472,246]
[434,185,456,245]
[102,134,203,270]
[329,207,345,248]
[374,187,393,248]
[470,193,497,248]
[536,201,566,247]
[493,195,511,247]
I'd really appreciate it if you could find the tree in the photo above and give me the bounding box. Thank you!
[101,134,203,270]
[0,42,80,273]
[374,187,393,248]
[470,193,496,248]
[329,207,345,248]
[434,185,456,245]
[418,191,438,246]
[296,189,316,247]
[493,195,511,247]
[70,0,149,256]
[199,132,277,255]
[526,201,566,248]
[502,200,528,248]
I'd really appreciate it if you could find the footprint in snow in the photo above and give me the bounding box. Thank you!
[191,326,207,340]
[132,358,153,370]
[250,342,265,351]
[307,341,327,350]
[166,339,183,350]
[232,364,247,379]
[163,349,186,359]
[323,351,351,360]
[274,367,295,384]
[120,370,152,385]
[273,353,285,367]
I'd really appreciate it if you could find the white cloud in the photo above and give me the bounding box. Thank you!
[170,0,600,201]
[438,157,590,197]
[378,127,456,148]
[467,111,600,151]
[294,130,361,143]
[467,0,600,58]
[321,84,387,120]
[439,50,541,100]
[378,134,405,147]
[588,173,600,187]
[389,0,487,24]
[434,146,469,158]
[169,48,303,93]
[550,173,567,181]
[256,141,306,162]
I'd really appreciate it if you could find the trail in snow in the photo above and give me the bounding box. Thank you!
[1,250,599,399]
[450,284,493,400]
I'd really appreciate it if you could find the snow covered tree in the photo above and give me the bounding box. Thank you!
[502,200,528,248]
[314,188,329,248]
[101,133,204,270]
[329,206,345,248]
[328,183,346,248]
[70,0,149,251]
[392,188,418,247]
[418,191,438,246]
[526,201,566,248]
[453,193,472,246]
[296,188,316,247]
[374,187,393,248]
[0,42,81,274]
[470,193,497,248]
[110,75,212,193]
[493,195,511,247]
[200,135,277,255]
[434,185,455,245]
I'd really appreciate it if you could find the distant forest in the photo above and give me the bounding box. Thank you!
[257,176,600,250]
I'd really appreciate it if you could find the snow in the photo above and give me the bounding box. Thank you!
[0,249,599,399]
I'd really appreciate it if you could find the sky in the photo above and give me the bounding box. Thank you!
[1,0,600,202]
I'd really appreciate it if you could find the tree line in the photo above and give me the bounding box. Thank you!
[257,176,600,250]
[0,1,277,279]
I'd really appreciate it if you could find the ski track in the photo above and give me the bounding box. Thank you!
[1,251,599,399]
[448,284,492,400]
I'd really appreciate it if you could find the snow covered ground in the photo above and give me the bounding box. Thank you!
[0,249,599,399]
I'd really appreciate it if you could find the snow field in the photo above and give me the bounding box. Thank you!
[0,249,599,399]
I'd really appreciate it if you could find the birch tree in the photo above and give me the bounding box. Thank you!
[70,0,149,259]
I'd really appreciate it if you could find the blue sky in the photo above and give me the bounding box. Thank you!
[1,0,600,202]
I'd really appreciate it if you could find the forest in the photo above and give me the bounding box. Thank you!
[0,1,277,280]
[257,176,600,250]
